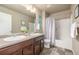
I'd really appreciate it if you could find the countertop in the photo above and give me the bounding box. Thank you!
[0,33,44,49]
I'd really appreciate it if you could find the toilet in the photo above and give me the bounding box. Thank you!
[44,39,51,48]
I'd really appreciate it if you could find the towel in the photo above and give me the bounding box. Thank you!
[71,22,78,38]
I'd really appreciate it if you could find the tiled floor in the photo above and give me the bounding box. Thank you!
[40,46,73,55]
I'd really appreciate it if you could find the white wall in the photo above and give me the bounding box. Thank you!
[42,10,46,33]
[0,12,12,35]
[51,10,71,20]
[55,18,72,50]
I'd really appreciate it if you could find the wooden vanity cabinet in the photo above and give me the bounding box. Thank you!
[0,35,44,55]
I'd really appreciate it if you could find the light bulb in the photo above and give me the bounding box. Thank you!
[26,5,32,10]
[30,7,36,13]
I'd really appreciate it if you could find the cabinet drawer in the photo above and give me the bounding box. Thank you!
[34,36,44,42]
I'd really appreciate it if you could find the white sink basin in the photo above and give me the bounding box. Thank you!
[29,33,41,36]
[3,35,26,41]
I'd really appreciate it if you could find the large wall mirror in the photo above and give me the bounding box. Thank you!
[0,12,12,35]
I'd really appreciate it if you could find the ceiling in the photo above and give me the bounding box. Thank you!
[34,4,71,14]
[1,4,35,17]
[1,4,71,16]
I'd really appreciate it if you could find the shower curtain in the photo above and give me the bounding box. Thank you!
[45,16,55,47]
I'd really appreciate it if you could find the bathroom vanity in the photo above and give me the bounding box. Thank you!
[0,33,44,55]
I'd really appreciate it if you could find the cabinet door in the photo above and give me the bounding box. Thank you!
[0,43,22,55]
[40,39,44,52]
[34,41,41,55]
[23,45,33,55]
[12,49,22,55]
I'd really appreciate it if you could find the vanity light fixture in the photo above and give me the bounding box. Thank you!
[21,4,37,14]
